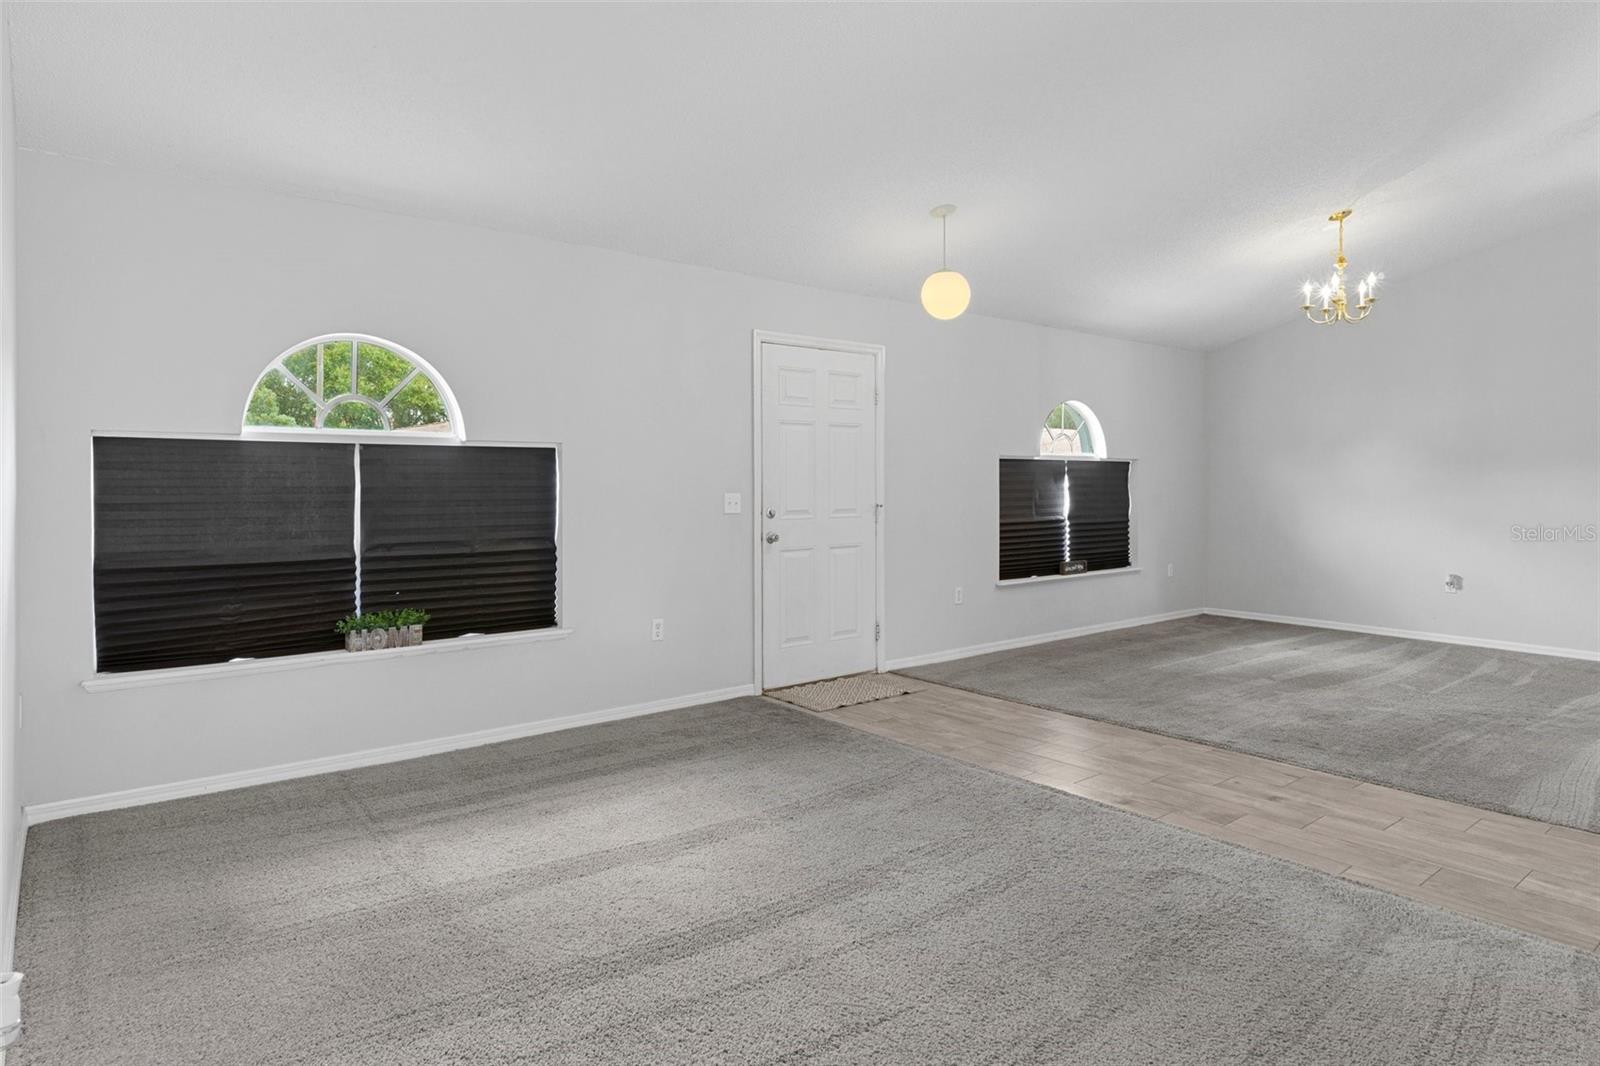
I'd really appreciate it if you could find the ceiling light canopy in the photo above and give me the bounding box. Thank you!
[1300,210,1383,325]
[921,204,971,320]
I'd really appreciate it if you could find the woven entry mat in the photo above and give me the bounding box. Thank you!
[767,673,918,712]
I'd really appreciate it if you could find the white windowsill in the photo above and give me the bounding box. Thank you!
[996,567,1142,588]
[81,627,574,693]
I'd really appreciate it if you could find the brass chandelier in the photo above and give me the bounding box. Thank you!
[1300,209,1382,324]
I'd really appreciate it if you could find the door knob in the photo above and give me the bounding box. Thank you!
[765,532,780,544]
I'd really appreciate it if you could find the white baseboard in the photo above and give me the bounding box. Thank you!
[884,608,1204,671]
[884,606,1600,672]
[28,606,1592,826]
[0,820,22,970]
[1201,608,1600,662]
[23,683,759,825]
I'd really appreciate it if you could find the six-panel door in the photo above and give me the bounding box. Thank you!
[760,342,878,689]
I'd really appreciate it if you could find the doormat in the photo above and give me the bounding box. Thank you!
[767,673,916,712]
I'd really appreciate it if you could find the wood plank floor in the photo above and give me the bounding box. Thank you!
[774,676,1600,952]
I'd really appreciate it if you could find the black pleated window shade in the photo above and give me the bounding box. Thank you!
[358,445,558,639]
[998,458,1067,580]
[1066,459,1132,571]
[93,437,357,672]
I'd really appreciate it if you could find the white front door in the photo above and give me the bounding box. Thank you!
[759,341,879,689]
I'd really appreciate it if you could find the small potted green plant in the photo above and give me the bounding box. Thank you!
[334,613,375,652]
[394,607,429,647]
[335,608,430,652]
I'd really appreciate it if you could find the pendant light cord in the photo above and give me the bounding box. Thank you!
[941,215,948,270]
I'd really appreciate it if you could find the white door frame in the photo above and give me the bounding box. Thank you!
[751,330,886,691]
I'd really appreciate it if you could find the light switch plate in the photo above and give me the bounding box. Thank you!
[723,492,742,514]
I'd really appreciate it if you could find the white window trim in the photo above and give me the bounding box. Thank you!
[82,627,575,693]
[87,430,565,680]
[997,568,1142,588]
[997,454,1138,583]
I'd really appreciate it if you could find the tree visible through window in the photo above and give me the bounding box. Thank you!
[245,335,459,435]
[1039,400,1104,458]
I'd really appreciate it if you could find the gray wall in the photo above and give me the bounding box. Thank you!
[16,152,1207,807]
[1204,218,1600,655]
[20,153,1592,815]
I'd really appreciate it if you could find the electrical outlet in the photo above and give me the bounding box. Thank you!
[954,586,964,605]
[723,492,742,515]
[651,618,665,641]
[1166,563,1174,578]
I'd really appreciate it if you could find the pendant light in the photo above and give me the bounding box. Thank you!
[920,204,971,320]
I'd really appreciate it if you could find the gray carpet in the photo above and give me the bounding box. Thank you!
[904,615,1600,831]
[15,698,1599,1065]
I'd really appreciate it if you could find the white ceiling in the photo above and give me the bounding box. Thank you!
[9,2,1598,350]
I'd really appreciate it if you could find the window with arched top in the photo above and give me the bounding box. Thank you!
[86,334,567,677]
[999,398,1131,582]
[243,334,465,438]
[1039,400,1105,458]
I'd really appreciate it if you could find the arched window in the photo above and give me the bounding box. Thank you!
[1039,400,1105,458]
[243,334,465,438]
[999,399,1130,582]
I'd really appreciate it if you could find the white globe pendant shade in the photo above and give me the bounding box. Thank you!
[920,269,971,320]
[920,204,970,320]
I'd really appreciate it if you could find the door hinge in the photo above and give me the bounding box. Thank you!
[874,621,881,642]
